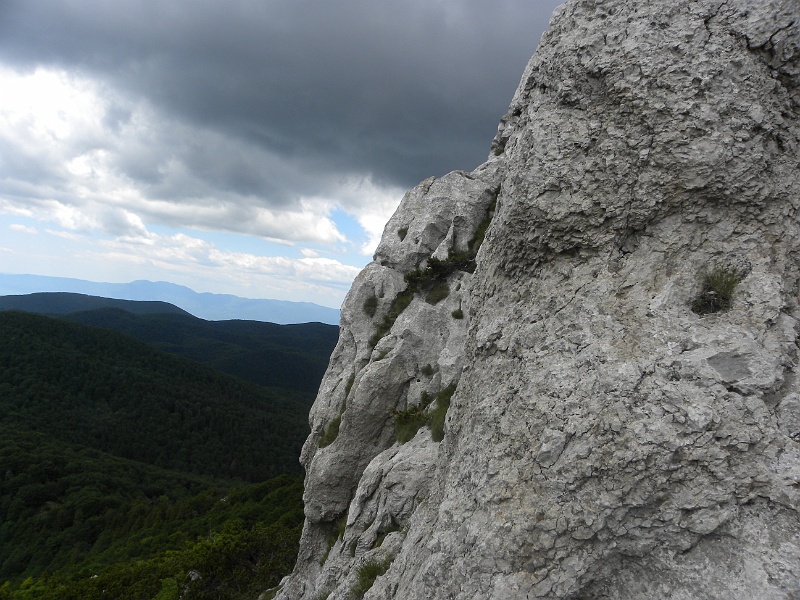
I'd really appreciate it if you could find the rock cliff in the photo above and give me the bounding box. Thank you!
[275,0,800,598]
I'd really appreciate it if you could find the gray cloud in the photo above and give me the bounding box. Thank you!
[0,0,563,202]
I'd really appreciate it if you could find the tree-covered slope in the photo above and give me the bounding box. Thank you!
[60,307,338,396]
[0,292,191,317]
[0,427,218,579]
[0,426,304,598]
[0,310,315,599]
[0,310,309,482]
[0,292,339,397]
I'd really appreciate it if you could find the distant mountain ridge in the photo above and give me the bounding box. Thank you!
[0,291,192,316]
[0,292,338,397]
[0,273,340,324]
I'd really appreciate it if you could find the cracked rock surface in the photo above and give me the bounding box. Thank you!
[276,0,800,598]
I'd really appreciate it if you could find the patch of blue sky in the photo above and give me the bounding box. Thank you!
[329,207,375,265]
[0,215,99,279]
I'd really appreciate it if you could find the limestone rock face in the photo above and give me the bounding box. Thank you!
[276,0,800,598]
[276,162,502,600]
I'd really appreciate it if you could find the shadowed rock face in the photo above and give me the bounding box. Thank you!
[276,1,800,598]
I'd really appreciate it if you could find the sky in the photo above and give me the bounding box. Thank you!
[0,0,563,309]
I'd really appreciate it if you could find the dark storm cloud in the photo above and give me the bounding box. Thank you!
[0,0,563,196]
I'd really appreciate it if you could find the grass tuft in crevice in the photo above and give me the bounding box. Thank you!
[363,295,378,318]
[691,267,741,315]
[369,289,414,347]
[351,557,393,598]
[429,383,456,442]
[393,383,456,444]
[318,414,341,448]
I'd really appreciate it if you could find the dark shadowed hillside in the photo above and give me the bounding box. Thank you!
[0,292,191,316]
[62,307,338,397]
[0,310,309,482]
[0,427,304,598]
[0,292,338,397]
[0,310,315,598]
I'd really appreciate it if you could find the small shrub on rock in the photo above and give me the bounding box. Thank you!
[691,267,741,315]
[429,383,456,442]
[393,405,428,443]
[369,289,413,347]
[393,384,456,444]
[425,281,450,305]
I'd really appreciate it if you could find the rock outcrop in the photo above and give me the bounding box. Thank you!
[275,0,800,598]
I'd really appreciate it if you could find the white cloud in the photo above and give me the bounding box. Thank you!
[299,176,404,256]
[339,178,405,255]
[0,67,104,144]
[0,65,377,249]
[91,228,361,305]
[9,223,37,234]
[0,0,564,305]
[0,67,404,306]
[43,228,88,241]
[0,65,396,306]
[49,201,102,232]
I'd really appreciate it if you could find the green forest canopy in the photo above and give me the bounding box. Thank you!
[0,310,311,481]
[0,310,327,598]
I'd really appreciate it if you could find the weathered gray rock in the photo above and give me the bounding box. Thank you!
[277,0,800,598]
[277,154,501,600]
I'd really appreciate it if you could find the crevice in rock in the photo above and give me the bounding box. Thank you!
[701,1,730,50]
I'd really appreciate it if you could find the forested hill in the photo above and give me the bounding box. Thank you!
[62,308,338,396]
[0,292,191,316]
[0,292,339,397]
[0,427,304,598]
[0,275,340,324]
[0,309,319,598]
[0,310,309,482]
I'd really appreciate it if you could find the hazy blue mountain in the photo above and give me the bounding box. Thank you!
[0,273,341,324]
